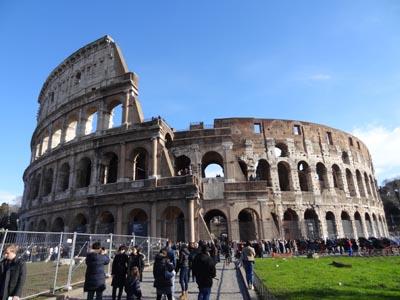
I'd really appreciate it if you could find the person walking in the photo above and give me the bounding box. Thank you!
[153,249,174,300]
[0,244,26,300]
[84,242,110,300]
[178,244,190,299]
[111,245,129,300]
[192,244,216,300]
[241,241,256,290]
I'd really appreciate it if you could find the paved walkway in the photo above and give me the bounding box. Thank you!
[59,260,255,300]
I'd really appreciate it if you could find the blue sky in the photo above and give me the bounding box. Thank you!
[1,0,400,203]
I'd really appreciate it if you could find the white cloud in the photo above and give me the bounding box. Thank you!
[0,191,22,205]
[352,125,400,183]
[309,73,331,81]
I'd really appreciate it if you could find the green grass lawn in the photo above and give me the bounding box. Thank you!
[254,256,400,300]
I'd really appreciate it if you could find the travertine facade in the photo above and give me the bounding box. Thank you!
[20,36,388,242]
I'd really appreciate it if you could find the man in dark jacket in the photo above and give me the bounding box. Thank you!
[192,244,216,300]
[111,245,129,300]
[153,249,174,300]
[84,243,110,300]
[0,244,26,300]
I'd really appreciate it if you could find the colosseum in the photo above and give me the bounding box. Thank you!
[20,36,388,242]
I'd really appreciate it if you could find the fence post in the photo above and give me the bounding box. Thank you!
[147,236,150,265]
[65,232,77,290]
[0,229,8,256]
[107,233,113,276]
[52,232,64,294]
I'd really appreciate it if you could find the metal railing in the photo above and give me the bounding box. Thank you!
[0,229,167,299]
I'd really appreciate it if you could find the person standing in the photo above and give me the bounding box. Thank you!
[125,266,142,300]
[192,244,216,300]
[153,249,174,300]
[129,247,145,282]
[111,245,129,300]
[0,244,26,300]
[241,241,256,290]
[178,244,190,299]
[84,243,110,300]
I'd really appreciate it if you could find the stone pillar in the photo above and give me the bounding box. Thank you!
[326,170,335,193]
[116,205,123,235]
[122,93,130,126]
[38,166,45,198]
[222,142,234,182]
[258,200,266,240]
[350,216,358,240]
[118,142,127,181]
[309,165,319,194]
[151,136,159,178]
[361,213,370,238]
[97,102,106,132]
[352,173,361,198]
[151,201,157,237]
[51,161,59,200]
[187,199,195,242]
[77,108,85,137]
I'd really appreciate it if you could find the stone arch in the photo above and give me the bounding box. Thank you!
[202,151,224,178]
[274,143,288,157]
[30,172,41,199]
[38,219,47,231]
[99,152,119,184]
[354,211,364,237]
[175,155,191,176]
[238,159,248,180]
[161,206,185,242]
[97,211,115,234]
[332,164,344,190]
[57,162,70,192]
[256,159,272,186]
[298,161,312,192]
[283,208,300,239]
[65,115,78,142]
[365,213,373,237]
[51,217,65,232]
[238,208,259,241]
[76,157,92,188]
[278,161,291,191]
[203,209,228,240]
[131,148,148,180]
[84,107,98,135]
[325,211,337,239]
[356,170,365,197]
[72,213,88,233]
[316,162,328,191]
[51,128,62,149]
[342,151,350,164]
[40,136,49,155]
[341,211,354,238]
[304,209,320,239]
[43,168,54,196]
[165,133,173,149]
[105,99,123,129]
[346,169,356,196]
[128,208,148,236]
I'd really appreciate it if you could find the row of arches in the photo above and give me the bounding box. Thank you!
[34,101,123,160]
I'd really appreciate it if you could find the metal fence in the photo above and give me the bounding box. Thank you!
[0,229,167,299]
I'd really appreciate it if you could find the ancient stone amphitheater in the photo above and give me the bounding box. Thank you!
[20,36,388,242]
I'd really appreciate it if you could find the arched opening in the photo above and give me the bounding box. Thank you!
[283,209,300,239]
[203,210,228,240]
[38,219,47,231]
[274,143,288,157]
[128,209,148,236]
[97,211,115,234]
[57,163,70,192]
[175,155,191,176]
[238,160,248,180]
[342,151,350,164]
[365,213,373,237]
[41,136,49,155]
[76,157,92,188]
[256,159,272,186]
[84,108,98,135]
[354,212,364,237]
[99,152,118,184]
[30,173,41,199]
[51,129,62,149]
[346,169,356,196]
[72,214,88,233]
[202,151,224,178]
[356,170,365,197]
[107,101,123,129]
[304,209,320,239]
[132,148,148,180]
[238,209,258,241]
[165,133,173,149]
[341,211,354,238]
[364,172,372,196]
[65,119,78,142]
[52,217,65,232]
[325,211,337,239]
[278,162,291,191]
[43,168,53,196]
[298,161,312,191]
[332,164,344,190]
[316,163,328,191]
[162,206,185,242]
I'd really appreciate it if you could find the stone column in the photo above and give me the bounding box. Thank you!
[77,107,85,137]
[118,142,127,181]
[116,205,123,235]
[60,116,68,144]
[151,201,157,237]
[222,142,234,182]
[309,165,319,194]
[350,216,358,240]
[122,93,130,126]
[187,199,195,242]
[97,101,106,132]
[151,136,159,178]
[361,213,370,238]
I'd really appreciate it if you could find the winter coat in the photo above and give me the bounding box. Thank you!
[125,276,142,299]
[192,253,216,288]
[178,247,190,269]
[84,251,110,292]
[0,258,26,300]
[129,253,145,272]
[111,252,129,288]
[153,253,174,288]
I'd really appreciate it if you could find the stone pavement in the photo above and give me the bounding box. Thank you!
[57,259,257,300]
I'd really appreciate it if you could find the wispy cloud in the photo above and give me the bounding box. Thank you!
[352,125,400,183]
[309,73,332,81]
[0,191,21,205]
